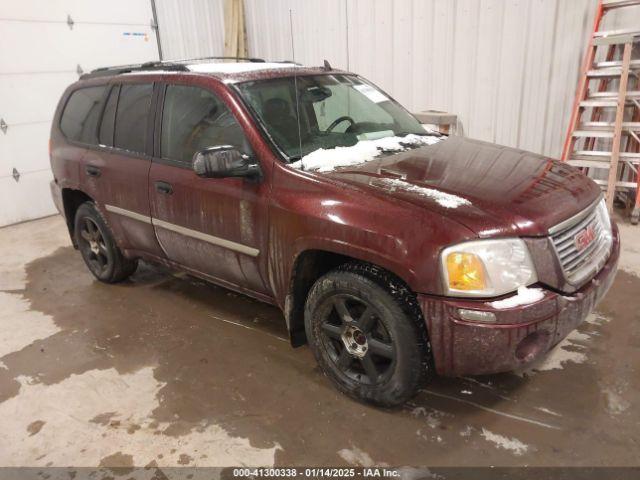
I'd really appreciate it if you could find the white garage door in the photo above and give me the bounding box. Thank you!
[0,0,159,227]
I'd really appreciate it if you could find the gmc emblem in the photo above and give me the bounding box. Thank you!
[574,224,596,252]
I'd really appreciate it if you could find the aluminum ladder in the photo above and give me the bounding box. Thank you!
[561,0,640,222]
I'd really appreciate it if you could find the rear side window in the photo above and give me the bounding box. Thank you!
[161,85,251,164]
[60,86,106,144]
[114,83,153,154]
[99,85,118,147]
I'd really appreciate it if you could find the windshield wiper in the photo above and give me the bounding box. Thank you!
[396,131,441,138]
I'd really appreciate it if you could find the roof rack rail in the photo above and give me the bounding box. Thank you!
[182,56,266,63]
[81,61,188,79]
[80,56,267,80]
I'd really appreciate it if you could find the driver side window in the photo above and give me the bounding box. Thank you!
[161,85,251,164]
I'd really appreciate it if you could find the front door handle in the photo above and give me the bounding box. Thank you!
[85,165,101,177]
[155,181,173,195]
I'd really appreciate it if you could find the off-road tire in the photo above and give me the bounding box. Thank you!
[74,202,138,283]
[305,262,433,407]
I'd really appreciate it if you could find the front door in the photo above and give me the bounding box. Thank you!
[148,81,270,297]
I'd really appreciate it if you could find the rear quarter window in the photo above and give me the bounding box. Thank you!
[60,86,107,144]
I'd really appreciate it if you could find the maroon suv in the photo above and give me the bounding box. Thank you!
[50,59,619,406]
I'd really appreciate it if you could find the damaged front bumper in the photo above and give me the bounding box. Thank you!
[418,226,620,377]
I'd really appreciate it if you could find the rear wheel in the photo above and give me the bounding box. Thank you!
[74,202,137,283]
[305,262,433,407]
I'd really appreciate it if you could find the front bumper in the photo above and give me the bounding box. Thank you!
[418,226,620,376]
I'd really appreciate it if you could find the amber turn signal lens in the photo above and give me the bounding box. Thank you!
[446,252,486,291]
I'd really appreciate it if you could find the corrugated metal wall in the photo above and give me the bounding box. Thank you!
[155,0,640,158]
[154,0,225,60]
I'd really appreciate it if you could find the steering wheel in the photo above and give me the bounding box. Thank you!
[326,116,356,133]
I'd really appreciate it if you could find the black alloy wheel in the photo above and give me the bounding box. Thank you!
[319,294,395,385]
[305,262,433,407]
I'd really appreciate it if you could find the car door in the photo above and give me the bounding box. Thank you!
[148,79,270,297]
[82,82,164,258]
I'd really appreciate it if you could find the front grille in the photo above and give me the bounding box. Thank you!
[549,199,612,286]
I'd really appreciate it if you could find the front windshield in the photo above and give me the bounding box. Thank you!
[236,74,430,161]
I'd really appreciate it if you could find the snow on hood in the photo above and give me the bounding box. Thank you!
[377,178,471,209]
[290,134,443,173]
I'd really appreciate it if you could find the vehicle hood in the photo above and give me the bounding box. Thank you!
[320,136,601,237]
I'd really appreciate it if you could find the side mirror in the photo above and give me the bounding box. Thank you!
[192,146,261,179]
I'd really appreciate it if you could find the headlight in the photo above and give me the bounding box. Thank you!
[441,238,538,297]
[596,198,613,241]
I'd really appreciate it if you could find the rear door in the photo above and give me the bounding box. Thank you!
[148,79,270,297]
[82,81,163,257]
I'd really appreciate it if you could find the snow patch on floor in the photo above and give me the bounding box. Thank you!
[377,178,471,209]
[290,134,442,172]
[338,446,375,467]
[416,429,444,444]
[534,407,563,417]
[480,428,529,456]
[488,286,544,309]
[603,388,630,415]
[0,292,61,358]
[517,329,588,375]
[0,367,279,467]
[515,312,611,376]
[410,406,451,429]
[515,313,611,376]
[585,312,611,326]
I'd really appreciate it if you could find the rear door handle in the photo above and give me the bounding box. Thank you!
[85,165,101,177]
[155,181,173,195]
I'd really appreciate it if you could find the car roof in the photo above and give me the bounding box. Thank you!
[80,58,350,84]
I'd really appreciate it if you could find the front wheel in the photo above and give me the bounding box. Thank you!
[305,262,433,407]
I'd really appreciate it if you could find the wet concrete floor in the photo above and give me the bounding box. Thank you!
[0,215,638,467]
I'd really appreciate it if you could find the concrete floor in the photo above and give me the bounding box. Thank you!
[0,214,638,468]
